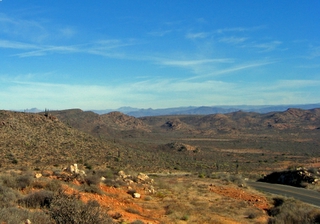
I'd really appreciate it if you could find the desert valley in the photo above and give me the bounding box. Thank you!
[0,107,320,223]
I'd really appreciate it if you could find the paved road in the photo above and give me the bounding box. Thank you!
[247,181,320,207]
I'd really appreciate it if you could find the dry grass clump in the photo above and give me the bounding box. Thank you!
[0,172,33,190]
[0,184,20,208]
[267,197,320,224]
[0,169,114,224]
[0,207,54,224]
[18,190,53,208]
[211,172,246,187]
[49,192,113,224]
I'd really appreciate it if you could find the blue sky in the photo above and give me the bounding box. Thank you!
[1,1,320,110]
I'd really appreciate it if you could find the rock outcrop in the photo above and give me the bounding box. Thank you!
[258,167,319,188]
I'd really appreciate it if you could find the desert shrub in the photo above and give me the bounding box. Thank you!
[213,173,246,186]
[0,184,20,208]
[144,196,152,201]
[228,174,246,186]
[44,179,62,192]
[267,197,320,224]
[245,208,263,219]
[85,174,101,186]
[80,184,102,194]
[0,173,33,190]
[131,220,144,224]
[0,207,54,224]
[181,215,189,221]
[15,174,33,190]
[31,180,47,189]
[18,190,53,208]
[0,174,17,188]
[95,169,115,179]
[125,207,141,215]
[49,192,113,224]
[84,163,92,170]
[104,178,127,188]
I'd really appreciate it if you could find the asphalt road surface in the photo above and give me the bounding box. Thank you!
[247,181,320,207]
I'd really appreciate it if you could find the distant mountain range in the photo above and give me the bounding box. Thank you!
[18,103,320,117]
[91,103,320,117]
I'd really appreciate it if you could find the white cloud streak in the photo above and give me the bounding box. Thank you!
[219,36,248,44]
[253,41,282,52]
[186,60,276,80]
[0,39,39,50]
[159,58,233,67]
[185,32,208,39]
[0,38,135,58]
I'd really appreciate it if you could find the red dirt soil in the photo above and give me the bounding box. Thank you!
[61,180,271,224]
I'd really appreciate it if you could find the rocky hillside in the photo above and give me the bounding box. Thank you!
[49,109,151,139]
[46,108,320,138]
[0,110,119,169]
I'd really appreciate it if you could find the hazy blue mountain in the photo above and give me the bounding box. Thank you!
[91,107,140,114]
[95,103,320,117]
[19,108,43,113]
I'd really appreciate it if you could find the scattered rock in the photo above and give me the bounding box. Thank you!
[133,192,141,198]
[137,173,149,181]
[165,142,200,152]
[65,163,85,175]
[34,173,42,178]
[118,170,127,179]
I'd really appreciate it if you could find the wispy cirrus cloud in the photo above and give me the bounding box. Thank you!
[217,61,275,74]
[219,36,248,44]
[0,13,48,42]
[0,77,237,109]
[0,13,77,43]
[148,30,172,37]
[0,39,39,50]
[253,40,282,52]
[154,57,234,77]
[1,38,136,58]
[185,32,208,39]
[309,45,320,58]
[186,60,276,80]
[14,45,80,57]
[275,79,320,89]
[215,26,265,34]
[159,58,233,67]
[58,27,77,39]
